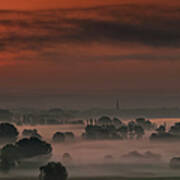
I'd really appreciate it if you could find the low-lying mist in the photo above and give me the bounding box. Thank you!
[6,119,179,178]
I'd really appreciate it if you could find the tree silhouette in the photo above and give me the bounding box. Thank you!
[0,144,17,172]
[0,123,19,142]
[39,162,68,180]
[170,157,180,169]
[98,116,112,126]
[0,137,52,171]
[52,132,65,142]
[16,137,52,159]
[128,121,136,139]
[169,122,180,135]
[134,125,144,139]
[156,125,166,134]
[118,125,128,139]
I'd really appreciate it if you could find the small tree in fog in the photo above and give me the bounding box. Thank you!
[39,162,68,180]
[62,153,72,165]
[52,132,65,142]
[169,122,180,135]
[156,125,166,134]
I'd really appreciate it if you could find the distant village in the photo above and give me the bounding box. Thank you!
[0,100,180,126]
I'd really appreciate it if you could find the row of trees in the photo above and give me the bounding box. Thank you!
[2,120,180,144]
[52,132,75,142]
[83,120,150,140]
[0,123,45,145]
[150,122,180,141]
[83,116,157,140]
[0,122,76,144]
[83,123,145,140]
[93,116,156,130]
[86,119,180,142]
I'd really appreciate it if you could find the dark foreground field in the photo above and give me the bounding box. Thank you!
[0,177,180,180]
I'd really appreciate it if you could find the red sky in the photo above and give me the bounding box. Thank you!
[1,0,180,9]
[0,0,165,9]
[0,0,180,95]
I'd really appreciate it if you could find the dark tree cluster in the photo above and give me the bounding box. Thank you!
[22,129,42,139]
[95,116,122,127]
[83,116,148,140]
[150,122,180,141]
[97,116,114,126]
[85,116,122,140]
[83,124,119,140]
[121,121,145,139]
[135,118,156,130]
[15,137,52,159]
[39,162,68,180]
[52,132,75,143]
[169,157,180,169]
[0,123,19,143]
[0,137,52,171]
[169,122,180,136]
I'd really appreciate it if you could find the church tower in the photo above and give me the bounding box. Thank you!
[116,99,120,111]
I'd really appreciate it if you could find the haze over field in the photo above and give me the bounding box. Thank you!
[0,119,179,179]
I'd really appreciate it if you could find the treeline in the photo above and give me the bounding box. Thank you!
[82,116,156,140]
[1,107,180,126]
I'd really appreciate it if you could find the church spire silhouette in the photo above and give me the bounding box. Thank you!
[116,99,120,111]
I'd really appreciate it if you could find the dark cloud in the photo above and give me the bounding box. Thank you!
[63,18,180,47]
[0,4,180,61]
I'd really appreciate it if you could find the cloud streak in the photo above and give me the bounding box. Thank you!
[0,3,180,62]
